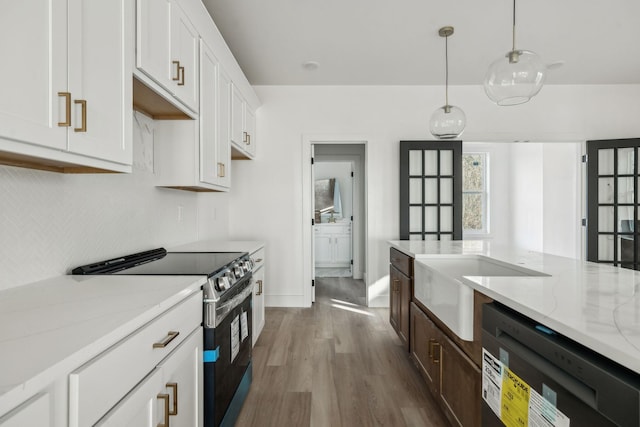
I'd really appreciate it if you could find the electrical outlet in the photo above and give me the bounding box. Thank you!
[177,205,184,222]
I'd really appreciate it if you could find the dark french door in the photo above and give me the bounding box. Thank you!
[399,141,462,240]
[587,138,640,269]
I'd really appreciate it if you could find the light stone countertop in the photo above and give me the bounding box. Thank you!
[169,239,264,254]
[0,274,204,414]
[388,240,640,375]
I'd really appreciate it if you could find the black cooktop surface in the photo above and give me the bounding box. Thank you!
[72,248,247,277]
[113,252,246,277]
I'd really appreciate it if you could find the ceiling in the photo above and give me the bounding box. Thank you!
[202,0,640,86]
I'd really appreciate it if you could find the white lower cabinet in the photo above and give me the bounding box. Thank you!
[69,292,202,427]
[0,393,52,427]
[95,328,202,427]
[250,246,266,346]
[314,223,352,268]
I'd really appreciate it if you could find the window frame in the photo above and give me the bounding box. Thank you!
[462,151,490,236]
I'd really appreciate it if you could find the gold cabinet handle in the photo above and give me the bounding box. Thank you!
[243,131,248,143]
[432,341,441,364]
[247,134,251,145]
[178,65,185,86]
[217,162,225,177]
[73,99,87,132]
[256,279,263,296]
[254,258,263,263]
[157,393,170,427]
[172,60,181,81]
[167,383,178,416]
[428,338,435,359]
[58,92,71,127]
[153,331,179,348]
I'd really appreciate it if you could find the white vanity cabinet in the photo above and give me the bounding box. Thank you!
[314,223,352,268]
[136,0,199,113]
[251,246,266,346]
[230,84,257,159]
[69,291,202,427]
[0,0,132,173]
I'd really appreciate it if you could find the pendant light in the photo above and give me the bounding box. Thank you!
[429,26,466,139]
[484,0,546,106]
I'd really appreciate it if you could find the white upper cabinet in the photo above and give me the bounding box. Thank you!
[154,39,230,192]
[0,0,132,173]
[230,84,257,159]
[136,0,199,114]
[66,0,132,165]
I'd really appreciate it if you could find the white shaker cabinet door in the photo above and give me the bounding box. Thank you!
[170,3,199,113]
[94,368,164,427]
[199,40,220,186]
[252,267,265,347]
[66,0,132,165]
[0,393,52,427]
[244,105,256,157]
[217,68,232,188]
[136,0,172,90]
[0,0,67,151]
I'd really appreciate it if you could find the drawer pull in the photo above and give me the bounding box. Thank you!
[58,92,71,127]
[167,382,178,416]
[432,341,441,364]
[73,99,87,132]
[172,60,181,81]
[178,65,185,86]
[254,258,263,263]
[256,279,263,296]
[157,393,170,427]
[153,331,180,349]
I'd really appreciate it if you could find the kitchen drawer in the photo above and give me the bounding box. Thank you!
[251,247,265,271]
[390,247,413,277]
[68,291,201,427]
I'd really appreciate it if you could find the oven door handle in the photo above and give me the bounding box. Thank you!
[212,279,254,327]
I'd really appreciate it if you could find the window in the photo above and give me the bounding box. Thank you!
[463,153,489,234]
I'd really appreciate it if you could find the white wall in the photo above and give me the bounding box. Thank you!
[228,84,640,307]
[0,112,230,291]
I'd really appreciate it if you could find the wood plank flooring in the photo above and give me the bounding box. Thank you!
[235,278,450,427]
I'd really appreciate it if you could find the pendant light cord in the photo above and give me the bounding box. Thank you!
[512,0,516,52]
[445,34,449,106]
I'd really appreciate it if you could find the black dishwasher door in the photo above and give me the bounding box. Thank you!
[482,303,640,427]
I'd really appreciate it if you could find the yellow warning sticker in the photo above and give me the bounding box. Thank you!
[501,367,530,427]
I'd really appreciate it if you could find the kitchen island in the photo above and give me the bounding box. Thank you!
[389,239,640,375]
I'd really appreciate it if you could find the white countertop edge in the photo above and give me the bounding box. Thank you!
[169,239,265,254]
[0,276,205,413]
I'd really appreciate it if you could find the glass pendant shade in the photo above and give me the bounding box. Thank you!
[484,49,546,106]
[430,26,465,139]
[429,105,466,139]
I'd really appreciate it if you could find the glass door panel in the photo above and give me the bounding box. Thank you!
[587,139,640,270]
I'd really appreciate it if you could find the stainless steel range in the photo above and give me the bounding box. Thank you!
[72,248,254,427]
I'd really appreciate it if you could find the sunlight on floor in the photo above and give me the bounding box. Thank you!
[330,301,374,316]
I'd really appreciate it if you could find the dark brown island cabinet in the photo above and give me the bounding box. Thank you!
[389,248,412,351]
[390,247,493,426]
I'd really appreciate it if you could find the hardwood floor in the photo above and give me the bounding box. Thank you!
[235,279,450,427]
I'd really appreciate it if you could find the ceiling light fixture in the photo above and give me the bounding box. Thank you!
[484,0,546,106]
[429,26,466,139]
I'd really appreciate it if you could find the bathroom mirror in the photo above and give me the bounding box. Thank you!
[315,178,342,218]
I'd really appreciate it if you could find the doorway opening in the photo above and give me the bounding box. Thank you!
[302,139,368,307]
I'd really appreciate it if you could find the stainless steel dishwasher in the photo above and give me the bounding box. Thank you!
[482,302,640,427]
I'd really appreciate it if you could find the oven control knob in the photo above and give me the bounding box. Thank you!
[234,265,244,278]
[243,260,253,272]
[216,276,230,291]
